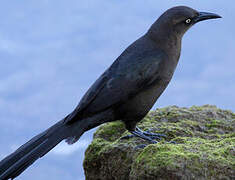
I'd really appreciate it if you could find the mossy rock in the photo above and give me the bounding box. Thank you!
[83,105,235,180]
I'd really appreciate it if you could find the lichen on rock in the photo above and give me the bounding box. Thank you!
[83,105,235,180]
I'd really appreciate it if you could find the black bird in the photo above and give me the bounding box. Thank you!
[0,6,221,180]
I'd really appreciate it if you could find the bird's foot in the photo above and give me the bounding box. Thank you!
[130,129,158,143]
[121,126,166,144]
[135,127,166,139]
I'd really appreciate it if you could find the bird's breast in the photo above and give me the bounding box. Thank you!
[117,76,170,119]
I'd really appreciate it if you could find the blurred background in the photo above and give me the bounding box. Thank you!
[0,0,234,179]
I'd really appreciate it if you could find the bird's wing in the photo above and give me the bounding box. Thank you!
[67,49,166,122]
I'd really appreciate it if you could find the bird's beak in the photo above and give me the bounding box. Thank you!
[194,12,222,23]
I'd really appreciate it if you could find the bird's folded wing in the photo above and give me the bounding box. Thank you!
[66,50,165,123]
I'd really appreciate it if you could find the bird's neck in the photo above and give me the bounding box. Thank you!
[147,25,182,62]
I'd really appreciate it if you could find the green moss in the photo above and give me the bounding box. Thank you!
[94,121,126,142]
[131,137,235,179]
[84,138,110,164]
[134,144,186,170]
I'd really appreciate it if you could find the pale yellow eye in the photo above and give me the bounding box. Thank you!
[185,19,191,24]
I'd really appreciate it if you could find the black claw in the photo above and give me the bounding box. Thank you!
[135,126,167,140]
[146,135,162,141]
[134,144,147,150]
[168,141,177,144]
[149,139,158,144]
[120,134,135,140]
[142,131,167,138]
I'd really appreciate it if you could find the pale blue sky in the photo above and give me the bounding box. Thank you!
[0,1,234,179]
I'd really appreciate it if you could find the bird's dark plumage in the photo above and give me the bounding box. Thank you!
[0,6,221,179]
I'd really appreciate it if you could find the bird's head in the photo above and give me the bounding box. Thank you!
[149,6,221,40]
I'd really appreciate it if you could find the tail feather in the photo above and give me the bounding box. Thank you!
[0,110,108,180]
[0,132,46,174]
[0,119,70,180]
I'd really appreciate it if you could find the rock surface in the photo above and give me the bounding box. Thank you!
[83,105,235,180]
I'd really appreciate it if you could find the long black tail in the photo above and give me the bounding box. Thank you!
[0,117,81,180]
[0,109,113,180]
